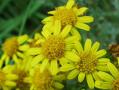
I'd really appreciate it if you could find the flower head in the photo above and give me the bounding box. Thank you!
[26,65,64,90]
[1,35,29,64]
[95,62,119,90]
[42,0,94,32]
[27,25,80,75]
[60,39,110,89]
[11,56,33,90]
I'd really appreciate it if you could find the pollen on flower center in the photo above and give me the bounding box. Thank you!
[42,36,65,59]
[113,78,119,90]
[0,71,6,85]
[33,69,53,90]
[77,51,98,74]
[2,37,19,57]
[54,8,77,27]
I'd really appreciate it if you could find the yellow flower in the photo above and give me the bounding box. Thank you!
[60,39,110,89]
[0,61,18,90]
[11,57,32,90]
[26,25,80,75]
[25,65,64,90]
[1,35,29,64]
[95,62,119,90]
[42,0,94,32]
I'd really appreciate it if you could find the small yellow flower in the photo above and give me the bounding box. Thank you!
[60,39,110,89]
[42,0,94,32]
[95,62,119,90]
[26,25,80,75]
[1,35,29,64]
[12,57,32,90]
[25,65,64,90]
[0,61,18,90]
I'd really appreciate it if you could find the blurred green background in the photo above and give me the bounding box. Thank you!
[0,0,119,89]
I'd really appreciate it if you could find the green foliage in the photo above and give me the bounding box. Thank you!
[0,0,119,89]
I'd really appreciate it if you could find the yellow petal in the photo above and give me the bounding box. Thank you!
[95,81,112,89]
[59,57,70,65]
[26,48,41,55]
[86,74,94,89]
[96,49,106,58]
[75,22,90,31]
[42,25,51,38]
[78,72,85,82]
[97,71,114,82]
[6,74,18,80]
[67,69,79,79]
[98,58,110,65]
[96,65,109,71]
[5,56,10,65]
[50,60,59,75]
[74,42,83,53]
[77,16,94,23]
[42,16,52,23]
[0,58,4,68]
[12,54,19,64]
[5,81,16,87]
[16,52,24,58]
[71,28,81,40]
[17,34,28,44]
[77,7,88,15]
[48,11,56,15]
[60,64,75,71]
[60,25,72,38]
[1,54,7,61]
[91,41,100,52]
[31,55,44,67]
[65,51,80,62]
[54,82,64,89]
[92,71,100,80]
[84,39,92,51]
[40,58,49,72]
[107,62,119,78]
[66,0,75,9]
[19,45,29,51]
[53,20,61,35]
[65,36,79,44]
[3,65,14,73]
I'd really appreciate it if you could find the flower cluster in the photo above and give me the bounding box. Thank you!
[0,0,118,90]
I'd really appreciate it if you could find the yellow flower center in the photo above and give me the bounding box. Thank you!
[54,8,77,27]
[77,51,98,74]
[0,71,6,86]
[2,37,19,57]
[42,36,65,59]
[33,68,53,90]
[113,78,119,90]
[14,69,29,89]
